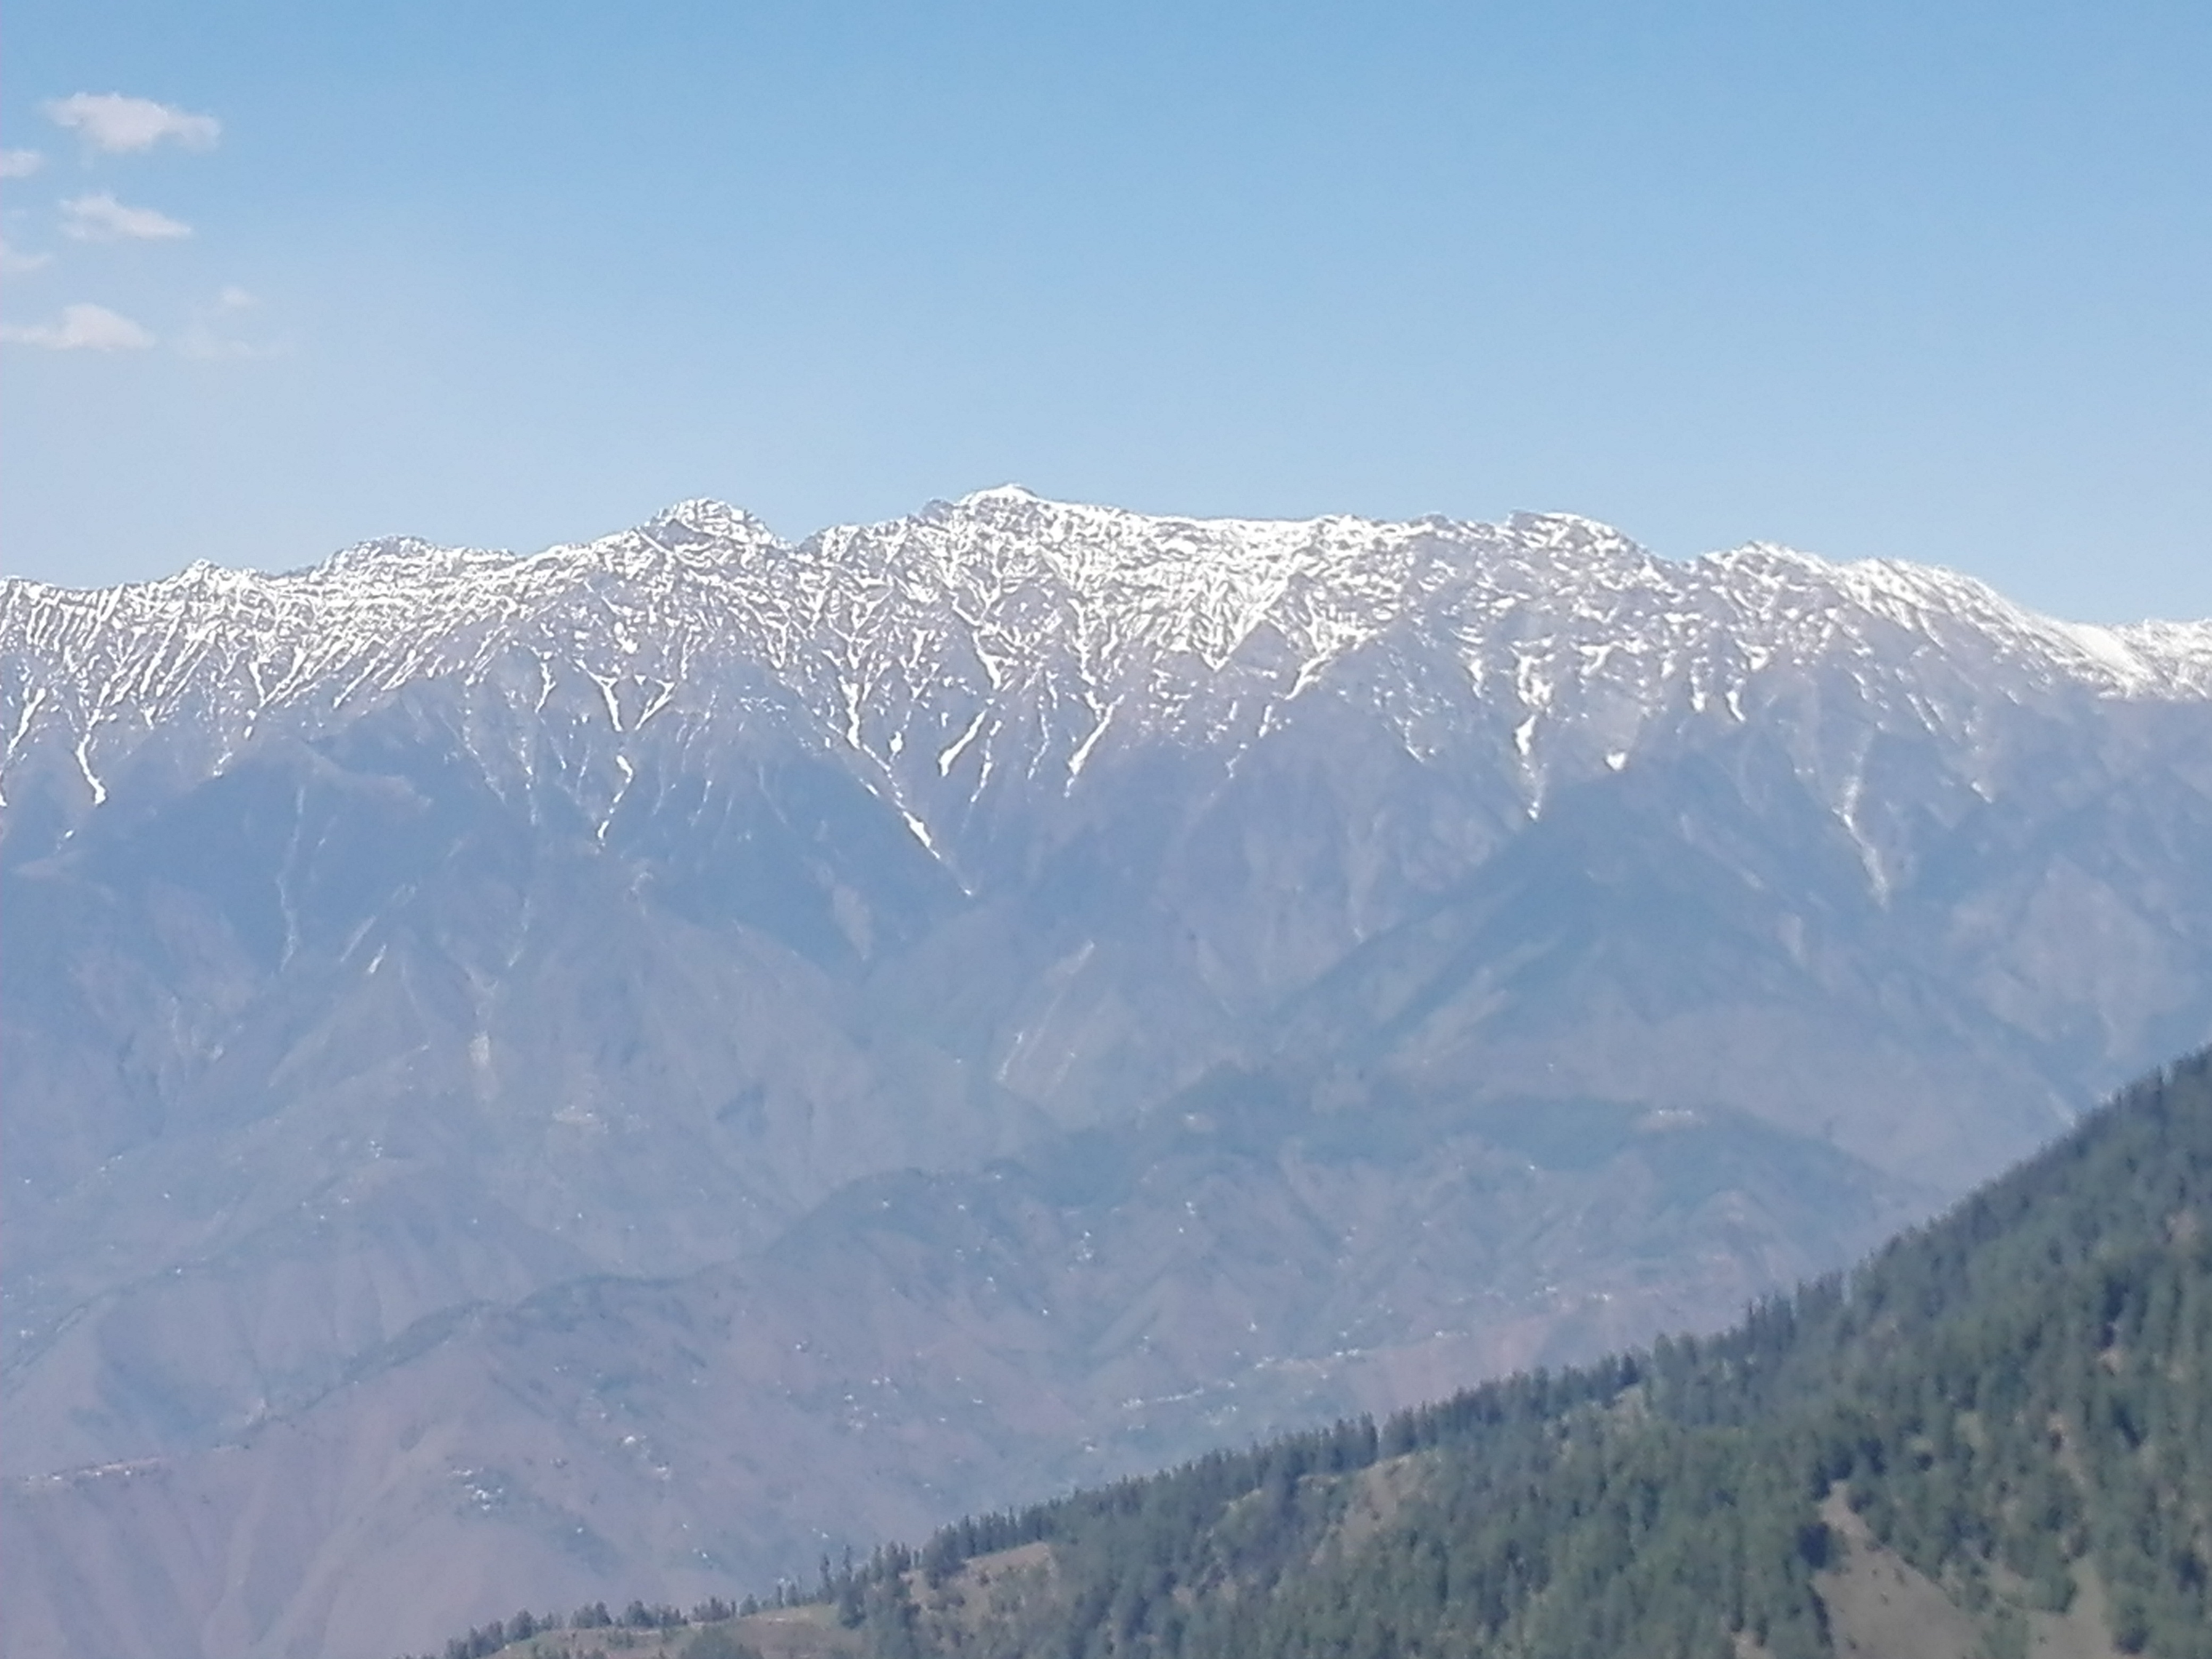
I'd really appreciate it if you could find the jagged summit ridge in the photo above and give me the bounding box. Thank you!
[3,491,2208,830]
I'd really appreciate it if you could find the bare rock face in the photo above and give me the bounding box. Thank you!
[4,490,2209,1658]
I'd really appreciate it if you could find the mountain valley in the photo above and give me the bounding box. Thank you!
[4,490,2209,1657]
[482,1048,2212,1659]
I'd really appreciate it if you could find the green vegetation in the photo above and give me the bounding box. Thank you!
[410,1050,2212,1659]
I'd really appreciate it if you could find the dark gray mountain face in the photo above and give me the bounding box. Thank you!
[2,490,2208,1658]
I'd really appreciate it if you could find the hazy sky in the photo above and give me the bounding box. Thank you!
[3,1,2206,621]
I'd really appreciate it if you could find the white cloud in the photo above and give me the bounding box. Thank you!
[0,238,53,273]
[0,149,45,179]
[178,322,269,361]
[179,287,280,360]
[45,93,220,154]
[1,302,156,351]
[62,191,192,242]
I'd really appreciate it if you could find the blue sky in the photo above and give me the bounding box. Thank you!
[2,1,2207,621]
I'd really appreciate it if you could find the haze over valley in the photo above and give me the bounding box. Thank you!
[7,3,2209,1652]
[4,490,2209,1657]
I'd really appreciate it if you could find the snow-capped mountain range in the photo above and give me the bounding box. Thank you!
[4,491,2210,1659]
[9,489,2209,813]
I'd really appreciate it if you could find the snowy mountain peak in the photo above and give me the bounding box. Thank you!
[4,492,2209,842]
[640,498,784,547]
[957,482,1043,506]
[1501,509,1652,555]
[1695,540,2212,698]
[308,535,514,585]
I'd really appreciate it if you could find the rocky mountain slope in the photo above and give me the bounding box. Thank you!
[4,490,2210,1657]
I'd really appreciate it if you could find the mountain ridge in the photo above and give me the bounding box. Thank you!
[9,491,2209,844]
[4,492,2210,1657]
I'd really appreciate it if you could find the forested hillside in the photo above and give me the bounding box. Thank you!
[414,1048,2211,1659]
